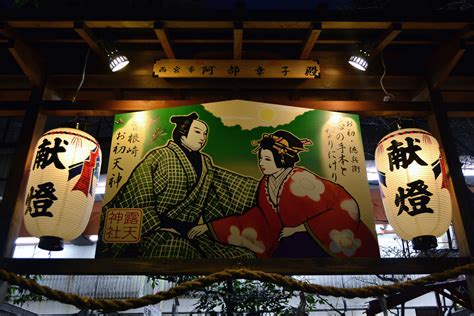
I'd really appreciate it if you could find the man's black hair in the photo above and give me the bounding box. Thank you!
[170,112,199,144]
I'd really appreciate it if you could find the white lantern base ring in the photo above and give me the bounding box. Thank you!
[39,236,64,251]
[412,235,437,251]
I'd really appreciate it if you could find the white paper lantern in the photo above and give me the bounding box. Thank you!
[375,128,452,250]
[24,128,102,251]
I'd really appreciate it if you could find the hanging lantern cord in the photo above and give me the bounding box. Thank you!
[72,47,91,103]
[396,116,402,130]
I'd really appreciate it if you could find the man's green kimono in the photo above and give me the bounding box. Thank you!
[97,141,259,258]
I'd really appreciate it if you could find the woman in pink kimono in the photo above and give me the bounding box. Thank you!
[188,130,379,258]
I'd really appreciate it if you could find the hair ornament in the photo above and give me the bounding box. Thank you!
[252,133,312,157]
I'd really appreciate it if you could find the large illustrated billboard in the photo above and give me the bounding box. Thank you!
[96,100,379,259]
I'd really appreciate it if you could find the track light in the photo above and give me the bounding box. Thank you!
[107,49,129,72]
[103,42,129,72]
[348,49,369,71]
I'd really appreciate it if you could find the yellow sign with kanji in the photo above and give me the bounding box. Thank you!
[153,59,320,78]
[103,208,143,243]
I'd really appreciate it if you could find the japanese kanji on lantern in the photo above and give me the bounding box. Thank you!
[24,128,101,251]
[375,128,452,251]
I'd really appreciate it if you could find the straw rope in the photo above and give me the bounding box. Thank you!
[1,263,474,312]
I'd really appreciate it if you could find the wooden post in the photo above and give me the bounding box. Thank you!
[233,22,243,60]
[0,86,47,302]
[427,88,474,308]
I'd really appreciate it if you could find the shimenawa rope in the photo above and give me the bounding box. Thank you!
[1,263,474,312]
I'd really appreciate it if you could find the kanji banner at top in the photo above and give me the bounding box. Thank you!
[153,60,320,78]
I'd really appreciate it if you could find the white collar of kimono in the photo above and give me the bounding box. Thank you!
[268,167,292,206]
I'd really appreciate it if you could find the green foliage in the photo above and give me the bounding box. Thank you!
[12,0,40,8]
[194,279,302,314]
[196,280,271,313]
[146,275,332,314]
[306,293,327,308]
[6,275,45,306]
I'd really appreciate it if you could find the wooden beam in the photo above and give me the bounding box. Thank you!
[427,95,474,256]
[0,85,47,303]
[427,41,466,91]
[5,86,474,105]
[73,21,106,59]
[369,23,402,59]
[0,22,14,38]
[0,90,31,102]
[412,82,431,102]
[413,44,466,101]
[233,22,243,59]
[413,27,471,101]
[367,280,465,315]
[300,22,321,59]
[459,23,474,40]
[2,24,46,87]
[116,89,419,103]
[12,38,468,46]
[45,74,424,90]
[427,89,474,308]
[0,102,29,116]
[7,38,46,88]
[0,75,31,89]
[0,99,431,116]
[4,28,59,97]
[0,257,471,276]
[0,89,46,259]
[439,288,473,310]
[0,16,469,31]
[153,22,175,59]
[0,100,472,117]
[0,72,471,92]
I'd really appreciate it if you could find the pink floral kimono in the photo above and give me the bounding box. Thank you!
[208,167,379,258]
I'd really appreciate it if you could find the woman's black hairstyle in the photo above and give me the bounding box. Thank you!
[170,112,200,144]
[256,130,312,169]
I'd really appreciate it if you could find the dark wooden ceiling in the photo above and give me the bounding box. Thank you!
[0,4,473,105]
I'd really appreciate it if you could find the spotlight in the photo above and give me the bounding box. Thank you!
[103,42,129,72]
[107,49,129,72]
[348,50,369,71]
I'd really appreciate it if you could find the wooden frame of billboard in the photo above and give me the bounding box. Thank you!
[0,98,472,277]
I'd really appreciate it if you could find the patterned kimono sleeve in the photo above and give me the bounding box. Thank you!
[97,149,166,257]
[205,166,259,220]
[304,180,379,258]
[208,207,275,258]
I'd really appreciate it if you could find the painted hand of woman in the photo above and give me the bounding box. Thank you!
[279,224,306,240]
[188,224,209,239]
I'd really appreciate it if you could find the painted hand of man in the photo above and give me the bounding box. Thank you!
[188,224,209,239]
[159,227,181,235]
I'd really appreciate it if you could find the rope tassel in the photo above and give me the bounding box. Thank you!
[1,264,474,312]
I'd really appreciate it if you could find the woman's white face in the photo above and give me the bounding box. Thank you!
[259,149,282,175]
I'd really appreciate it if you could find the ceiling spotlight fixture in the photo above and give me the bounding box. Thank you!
[348,49,369,71]
[107,49,129,72]
[103,42,129,72]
